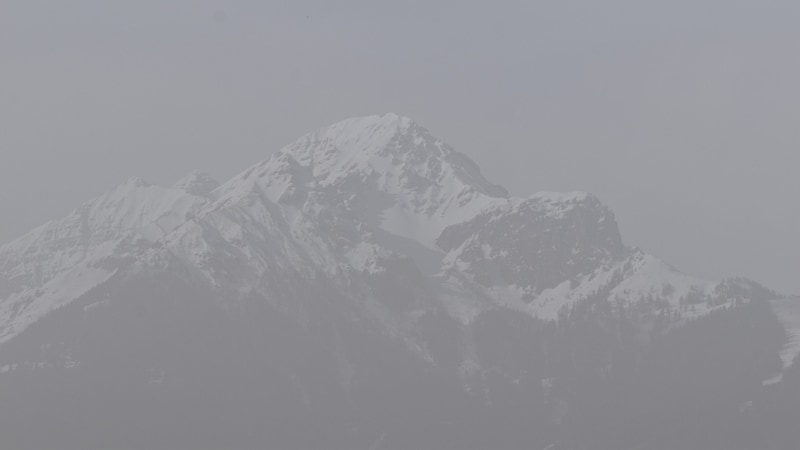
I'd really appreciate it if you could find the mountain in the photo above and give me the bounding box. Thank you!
[0,113,797,450]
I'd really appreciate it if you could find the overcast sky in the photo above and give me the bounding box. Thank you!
[1,0,798,294]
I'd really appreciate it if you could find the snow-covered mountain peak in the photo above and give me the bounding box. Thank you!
[1,114,782,349]
[209,114,510,249]
[283,113,415,165]
[2,115,795,449]
[272,113,508,197]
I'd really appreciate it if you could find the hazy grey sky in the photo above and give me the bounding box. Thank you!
[2,0,798,294]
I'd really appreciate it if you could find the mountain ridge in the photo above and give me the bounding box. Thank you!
[0,113,782,342]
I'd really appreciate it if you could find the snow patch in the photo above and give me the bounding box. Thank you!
[764,298,800,385]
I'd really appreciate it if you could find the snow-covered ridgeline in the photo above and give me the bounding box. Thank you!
[0,113,783,346]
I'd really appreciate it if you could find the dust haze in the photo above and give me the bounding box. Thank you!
[2,1,800,449]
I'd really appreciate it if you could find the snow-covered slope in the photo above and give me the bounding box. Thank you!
[0,176,216,342]
[774,298,800,368]
[764,297,800,384]
[0,113,781,344]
